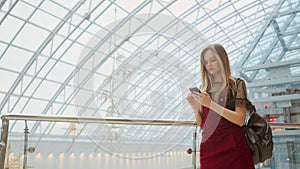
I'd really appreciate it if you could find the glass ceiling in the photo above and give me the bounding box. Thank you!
[0,0,299,153]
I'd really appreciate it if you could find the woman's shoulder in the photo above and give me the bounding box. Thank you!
[227,77,246,101]
[232,77,245,83]
[230,77,246,89]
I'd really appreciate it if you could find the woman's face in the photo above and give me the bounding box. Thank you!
[203,49,221,76]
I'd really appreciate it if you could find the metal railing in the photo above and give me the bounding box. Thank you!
[1,114,300,169]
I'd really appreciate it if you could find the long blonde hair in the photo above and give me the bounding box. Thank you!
[200,44,235,102]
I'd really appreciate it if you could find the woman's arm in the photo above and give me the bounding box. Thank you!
[194,110,202,126]
[209,101,246,127]
[186,93,202,126]
[193,80,248,127]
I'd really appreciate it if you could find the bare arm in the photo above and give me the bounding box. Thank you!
[194,110,202,126]
[186,93,202,126]
[194,80,248,127]
[209,101,246,127]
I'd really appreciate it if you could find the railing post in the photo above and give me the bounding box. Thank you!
[192,126,198,169]
[0,117,9,169]
[23,120,29,169]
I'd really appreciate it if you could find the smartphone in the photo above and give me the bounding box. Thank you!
[189,87,201,93]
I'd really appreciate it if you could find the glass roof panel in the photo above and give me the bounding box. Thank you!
[10,97,28,114]
[32,80,60,101]
[39,0,70,19]
[21,98,48,115]
[47,61,75,83]
[0,46,32,71]
[114,0,146,12]
[285,50,300,60]
[203,0,221,10]
[29,9,61,31]
[0,0,14,12]
[0,43,7,58]
[13,23,50,51]
[0,69,18,91]
[22,76,42,97]
[51,40,80,65]
[22,0,43,7]
[9,1,35,21]
[167,0,198,17]
[0,15,24,42]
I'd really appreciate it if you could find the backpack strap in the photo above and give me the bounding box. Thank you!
[234,78,242,97]
[233,78,257,113]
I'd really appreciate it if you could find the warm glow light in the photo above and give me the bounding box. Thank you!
[105,153,110,168]
[89,153,94,159]
[9,153,14,159]
[137,152,141,158]
[35,153,41,160]
[125,153,130,167]
[97,153,101,159]
[105,153,110,157]
[70,153,75,160]
[48,153,54,160]
[59,153,65,159]
[80,153,85,160]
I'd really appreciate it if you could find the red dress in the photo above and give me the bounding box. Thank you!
[200,106,254,169]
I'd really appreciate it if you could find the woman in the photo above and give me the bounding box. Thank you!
[186,44,255,169]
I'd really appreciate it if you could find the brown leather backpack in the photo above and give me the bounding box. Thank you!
[244,111,274,164]
[235,78,274,164]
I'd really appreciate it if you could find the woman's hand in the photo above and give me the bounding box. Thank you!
[186,93,200,112]
[186,92,203,126]
[191,92,212,108]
